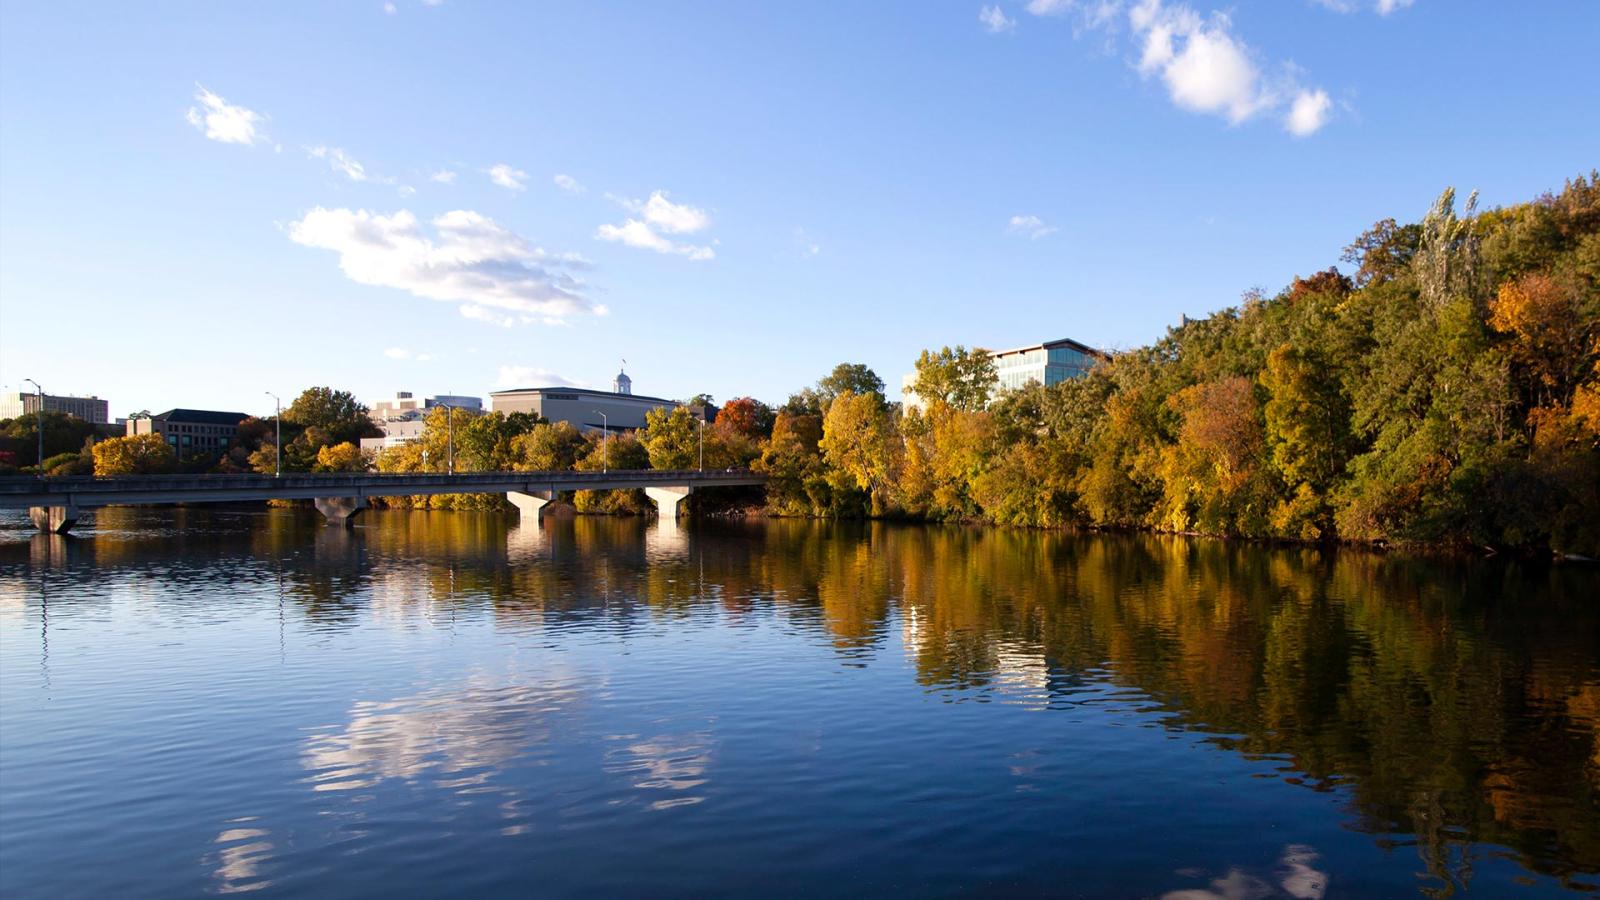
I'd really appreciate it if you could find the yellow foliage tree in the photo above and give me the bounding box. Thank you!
[92,433,176,475]
[314,441,367,472]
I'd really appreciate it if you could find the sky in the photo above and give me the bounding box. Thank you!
[1,1,1596,419]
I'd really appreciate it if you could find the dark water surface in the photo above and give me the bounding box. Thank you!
[1,508,1596,898]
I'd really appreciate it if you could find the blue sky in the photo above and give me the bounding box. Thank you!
[1,1,1595,418]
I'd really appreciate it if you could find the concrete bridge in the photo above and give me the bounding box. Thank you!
[0,469,766,533]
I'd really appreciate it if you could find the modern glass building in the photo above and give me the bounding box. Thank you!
[990,337,1102,391]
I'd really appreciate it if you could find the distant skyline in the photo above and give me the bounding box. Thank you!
[2,1,1596,417]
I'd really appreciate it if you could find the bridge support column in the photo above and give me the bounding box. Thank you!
[645,485,693,521]
[507,490,554,521]
[314,496,367,528]
[29,504,80,535]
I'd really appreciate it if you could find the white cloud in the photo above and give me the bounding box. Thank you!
[487,163,527,192]
[495,366,582,389]
[383,347,410,359]
[1285,88,1332,136]
[596,219,715,261]
[597,190,715,260]
[637,191,710,233]
[794,226,822,258]
[185,85,264,146]
[1314,0,1414,13]
[1008,215,1058,239]
[553,173,585,193]
[288,207,596,323]
[1376,0,1414,13]
[1123,1,1333,132]
[383,1,397,13]
[1026,0,1073,14]
[308,146,374,182]
[980,5,1017,32]
[398,185,416,197]
[429,170,457,184]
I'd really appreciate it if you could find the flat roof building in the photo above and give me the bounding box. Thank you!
[490,368,676,432]
[128,408,249,456]
[1,391,110,424]
[370,392,483,422]
[902,337,1105,412]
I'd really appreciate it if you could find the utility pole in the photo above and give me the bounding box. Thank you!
[23,379,43,472]
[264,392,281,477]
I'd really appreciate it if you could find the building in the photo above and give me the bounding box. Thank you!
[490,368,678,432]
[902,337,1104,412]
[359,420,427,454]
[990,337,1101,391]
[1,391,110,424]
[127,409,249,455]
[370,391,483,422]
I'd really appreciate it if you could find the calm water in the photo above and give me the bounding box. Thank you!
[1,508,1596,899]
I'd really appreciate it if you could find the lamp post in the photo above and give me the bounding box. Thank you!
[264,391,281,478]
[697,415,704,472]
[23,379,43,473]
[444,404,454,474]
[593,410,608,472]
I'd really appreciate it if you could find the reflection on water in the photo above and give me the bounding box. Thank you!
[0,507,1596,898]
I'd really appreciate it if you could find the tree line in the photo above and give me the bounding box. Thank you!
[7,174,1594,553]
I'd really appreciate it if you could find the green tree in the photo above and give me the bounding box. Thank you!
[283,387,374,445]
[908,345,996,411]
[641,406,703,470]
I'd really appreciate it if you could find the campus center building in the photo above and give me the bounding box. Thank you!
[369,391,483,422]
[489,369,677,432]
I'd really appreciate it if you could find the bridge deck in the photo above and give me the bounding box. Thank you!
[0,470,765,509]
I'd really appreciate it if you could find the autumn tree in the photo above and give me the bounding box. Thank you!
[92,433,176,475]
[908,345,996,411]
[313,441,367,472]
[819,390,898,515]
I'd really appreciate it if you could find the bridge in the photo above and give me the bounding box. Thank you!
[0,469,767,533]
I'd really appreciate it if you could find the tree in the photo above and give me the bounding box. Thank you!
[641,406,702,470]
[314,441,367,472]
[92,433,176,475]
[510,422,588,471]
[283,387,374,444]
[715,397,773,439]
[816,363,885,405]
[0,412,98,466]
[819,390,898,515]
[908,345,996,411]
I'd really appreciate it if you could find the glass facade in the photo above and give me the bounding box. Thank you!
[991,341,1098,391]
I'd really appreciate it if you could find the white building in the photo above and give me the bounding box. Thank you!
[902,337,1103,411]
[370,391,482,422]
[489,368,677,432]
[1,391,110,424]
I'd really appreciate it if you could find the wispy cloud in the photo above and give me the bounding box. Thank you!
[185,85,265,146]
[429,170,457,184]
[597,190,715,260]
[308,146,380,182]
[1008,214,1058,239]
[288,207,597,324]
[553,173,585,194]
[1285,88,1331,137]
[1313,0,1415,14]
[486,163,528,192]
[979,5,1017,32]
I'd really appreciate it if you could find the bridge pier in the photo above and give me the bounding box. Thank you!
[29,504,80,535]
[313,496,367,527]
[645,485,693,521]
[507,490,554,521]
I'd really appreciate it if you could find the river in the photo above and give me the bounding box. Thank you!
[1,508,1596,898]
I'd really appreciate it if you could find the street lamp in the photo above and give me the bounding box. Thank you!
[444,404,455,474]
[22,379,43,473]
[264,391,281,478]
[592,410,608,472]
[697,416,705,472]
